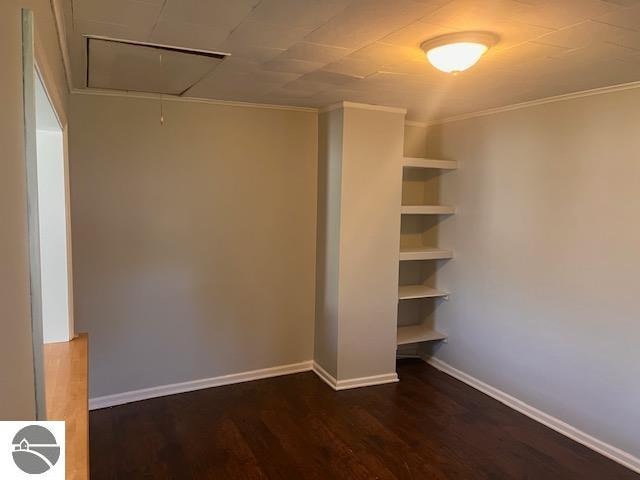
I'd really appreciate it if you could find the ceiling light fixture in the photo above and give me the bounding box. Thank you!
[421,32,498,74]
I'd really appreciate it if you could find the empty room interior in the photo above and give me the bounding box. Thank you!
[2,0,640,478]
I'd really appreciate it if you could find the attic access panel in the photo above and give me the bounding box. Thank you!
[86,37,228,96]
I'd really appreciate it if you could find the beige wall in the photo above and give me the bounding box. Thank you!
[417,87,640,459]
[337,106,404,380]
[69,93,318,398]
[315,104,404,382]
[0,0,68,419]
[314,109,343,377]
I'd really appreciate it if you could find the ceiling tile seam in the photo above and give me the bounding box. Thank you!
[297,4,419,53]
[147,0,168,41]
[601,40,640,52]
[293,2,362,44]
[224,0,264,40]
[364,3,453,53]
[486,36,569,57]
[151,0,264,53]
[531,20,601,48]
[592,19,640,33]
[179,61,228,97]
[420,4,562,33]
[70,0,77,32]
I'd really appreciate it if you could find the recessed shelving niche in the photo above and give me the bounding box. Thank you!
[396,155,456,347]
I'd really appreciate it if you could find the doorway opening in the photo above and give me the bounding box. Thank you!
[34,70,73,344]
[22,8,75,418]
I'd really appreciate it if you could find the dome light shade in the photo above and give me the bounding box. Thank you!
[421,32,498,74]
[426,42,488,73]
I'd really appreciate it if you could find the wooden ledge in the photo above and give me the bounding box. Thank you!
[44,333,88,480]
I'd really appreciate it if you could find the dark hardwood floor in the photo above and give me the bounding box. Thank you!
[90,359,638,479]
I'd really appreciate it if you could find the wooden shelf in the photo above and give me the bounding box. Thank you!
[401,205,455,215]
[399,285,449,300]
[403,157,457,170]
[397,325,447,345]
[399,246,453,261]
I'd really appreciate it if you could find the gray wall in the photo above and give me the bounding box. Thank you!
[0,0,68,420]
[420,87,640,459]
[69,93,318,398]
[315,104,404,381]
[314,109,343,378]
[337,106,403,380]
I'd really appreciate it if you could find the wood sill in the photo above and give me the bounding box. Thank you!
[44,333,89,480]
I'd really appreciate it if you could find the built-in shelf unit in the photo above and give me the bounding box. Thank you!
[397,156,456,347]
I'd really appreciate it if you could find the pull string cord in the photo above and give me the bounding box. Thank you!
[159,53,165,126]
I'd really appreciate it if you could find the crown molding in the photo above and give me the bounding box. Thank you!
[404,119,430,127]
[70,88,319,113]
[405,80,640,127]
[50,0,73,93]
[321,101,407,114]
[72,80,640,124]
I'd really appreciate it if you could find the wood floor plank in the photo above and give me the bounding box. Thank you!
[44,334,89,480]
[89,359,639,480]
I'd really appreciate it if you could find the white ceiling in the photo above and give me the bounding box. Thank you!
[64,0,640,121]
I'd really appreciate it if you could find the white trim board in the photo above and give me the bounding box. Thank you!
[423,356,640,475]
[71,88,318,113]
[90,360,400,410]
[50,0,73,93]
[405,120,430,127]
[312,362,399,390]
[320,101,407,114]
[405,80,640,127]
[89,360,313,410]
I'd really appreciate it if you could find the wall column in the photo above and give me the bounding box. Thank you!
[315,101,405,388]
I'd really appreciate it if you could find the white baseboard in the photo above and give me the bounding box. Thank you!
[89,360,313,410]
[423,356,640,475]
[312,361,399,390]
[311,361,337,389]
[90,359,400,409]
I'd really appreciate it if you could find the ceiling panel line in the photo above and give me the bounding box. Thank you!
[148,0,169,41]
